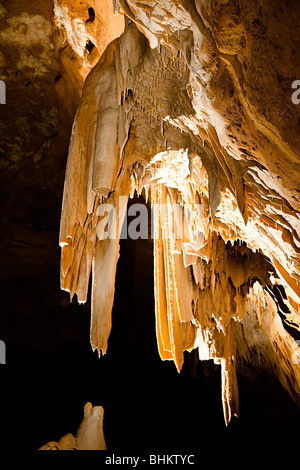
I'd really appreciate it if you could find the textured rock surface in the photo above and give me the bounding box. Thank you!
[60,0,300,424]
[39,402,106,450]
[0,0,123,173]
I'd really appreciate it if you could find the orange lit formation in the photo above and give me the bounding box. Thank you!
[59,1,300,424]
[39,403,106,450]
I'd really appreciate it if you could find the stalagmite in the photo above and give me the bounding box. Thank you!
[39,402,106,450]
[59,0,300,425]
[76,402,106,450]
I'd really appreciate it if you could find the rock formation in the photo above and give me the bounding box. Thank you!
[39,402,106,450]
[58,0,300,425]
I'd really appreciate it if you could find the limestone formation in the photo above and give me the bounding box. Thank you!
[59,1,300,424]
[39,402,106,450]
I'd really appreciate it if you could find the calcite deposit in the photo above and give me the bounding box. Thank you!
[59,0,300,424]
[39,402,106,450]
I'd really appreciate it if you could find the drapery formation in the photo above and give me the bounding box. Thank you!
[59,2,300,424]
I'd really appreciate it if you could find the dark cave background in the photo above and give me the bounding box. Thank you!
[0,181,300,454]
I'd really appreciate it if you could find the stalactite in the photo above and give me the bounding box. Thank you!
[59,4,300,425]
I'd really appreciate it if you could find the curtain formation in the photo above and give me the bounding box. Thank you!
[59,5,300,424]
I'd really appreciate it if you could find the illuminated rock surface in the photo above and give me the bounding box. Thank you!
[39,402,106,450]
[59,1,300,424]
